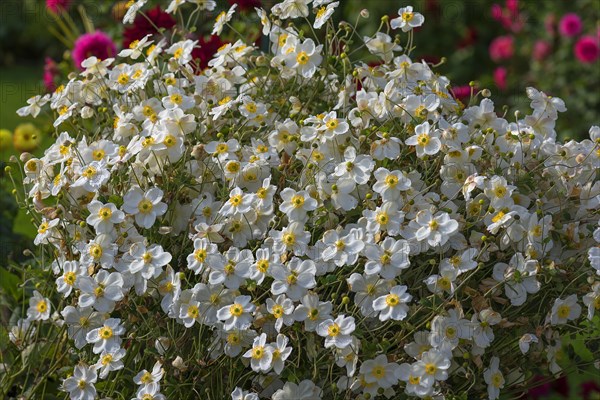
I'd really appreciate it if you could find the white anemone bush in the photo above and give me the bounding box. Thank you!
[5,1,600,400]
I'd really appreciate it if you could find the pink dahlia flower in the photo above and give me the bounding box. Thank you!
[489,36,514,62]
[574,35,599,64]
[46,0,71,14]
[559,13,583,38]
[72,31,117,69]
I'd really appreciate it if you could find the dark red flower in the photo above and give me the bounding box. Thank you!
[123,5,176,48]
[228,0,261,12]
[191,35,228,71]
[581,380,600,400]
[458,27,478,49]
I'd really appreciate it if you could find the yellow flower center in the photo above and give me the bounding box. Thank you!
[218,96,231,106]
[94,285,105,297]
[494,186,507,198]
[531,225,543,237]
[63,271,77,285]
[316,6,327,19]
[216,143,229,155]
[428,220,439,230]
[78,380,87,389]
[215,11,226,22]
[283,233,296,246]
[89,244,103,259]
[408,375,420,385]
[92,149,105,160]
[173,48,183,59]
[36,300,47,313]
[226,161,240,173]
[140,371,153,384]
[229,303,244,317]
[224,263,236,275]
[491,211,506,224]
[445,326,457,338]
[187,305,199,319]
[291,194,305,208]
[256,259,269,273]
[379,250,392,265]
[372,366,386,379]
[138,199,154,214]
[425,363,436,375]
[194,249,207,263]
[129,40,139,49]
[229,194,243,206]
[272,304,284,318]
[557,304,570,319]
[252,346,264,359]
[326,119,339,130]
[38,222,49,234]
[98,326,113,340]
[227,332,240,345]
[296,51,309,65]
[376,212,389,225]
[438,276,451,290]
[385,175,399,187]
[117,73,130,85]
[385,293,399,306]
[285,270,299,285]
[82,166,97,179]
[164,134,177,148]
[402,11,414,21]
[417,133,430,146]
[98,207,112,221]
[492,372,504,388]
[170,93,183,105]
[327,323,340,337]
[245,102,257,113]
[101,354,113,365]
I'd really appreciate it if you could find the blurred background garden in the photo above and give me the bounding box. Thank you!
[0,0,598,398]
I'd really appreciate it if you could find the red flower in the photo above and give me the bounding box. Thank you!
[574,35,600,64]
[191,35,228,71]
[228,0,261,12]
[123,6,176,48]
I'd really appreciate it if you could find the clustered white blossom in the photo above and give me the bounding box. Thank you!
[11,1,600,399]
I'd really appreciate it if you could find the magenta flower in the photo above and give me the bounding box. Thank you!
[72,31,117,70]
[489,36,514,62]
[46,0,71,14]
[450,85,472,104]
[506,0,519,16]
[574,35,599,64]
[559,13,583,37]
[43,57,59,92]
[533,40,551,61]
[493,67,507,91]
